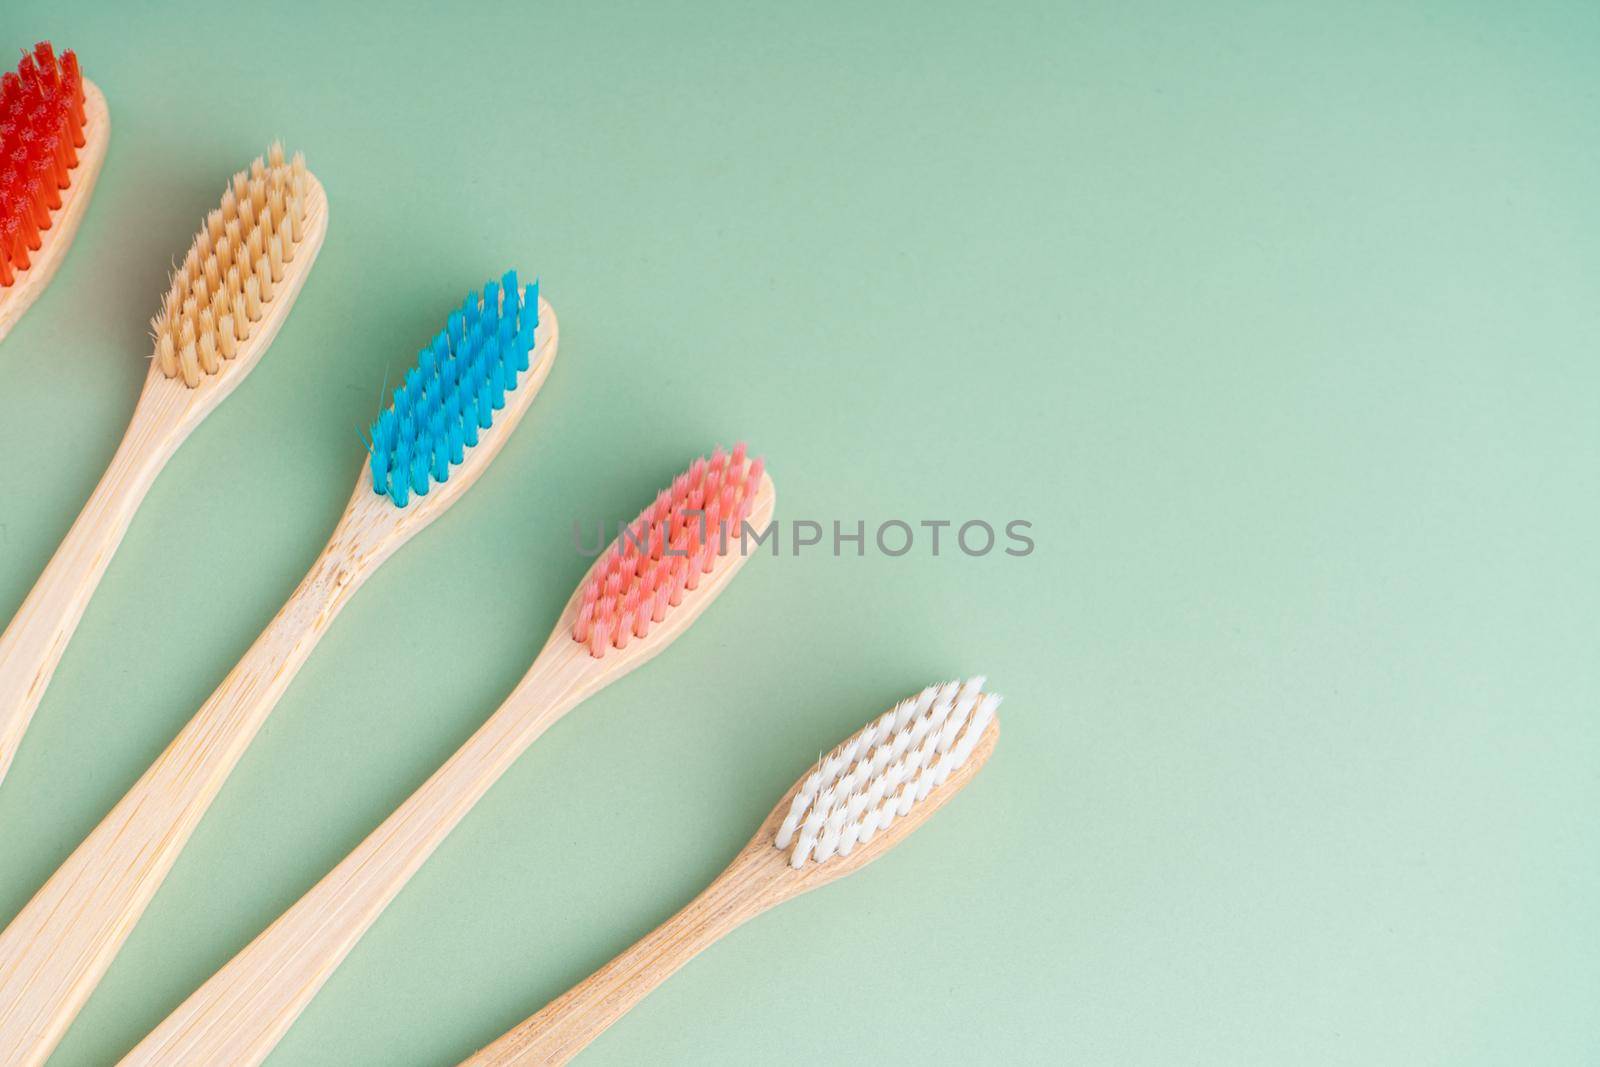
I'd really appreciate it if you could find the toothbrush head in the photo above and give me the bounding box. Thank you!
[149,143,327,387]
[569,445,775,661]
[365,273,547,509]
[771,678,1000,878]
[0,43,88,288]
[0,43,108,339]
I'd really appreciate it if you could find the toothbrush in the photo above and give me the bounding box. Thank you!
[464,677,1001,1066]
[0,42,110,344]
[0,143,324,788]
[0,274,558,1066]
[122,445,776,1067]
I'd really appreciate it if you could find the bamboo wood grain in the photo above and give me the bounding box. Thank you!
[0,79,111,345]
[120,471,776,1067]
[463,713,999,1066]
[0,294,556,1067]
[0,166,328,790]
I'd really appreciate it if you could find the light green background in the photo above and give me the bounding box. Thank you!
[1,2,1596,1064]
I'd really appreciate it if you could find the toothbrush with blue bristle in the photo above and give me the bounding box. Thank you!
[0,273,559,1067]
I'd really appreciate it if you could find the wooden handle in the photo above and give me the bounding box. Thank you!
[121,644,596,1067]
[463,848,774,1067]
[0,541,366,1067]
[0,387,182,787]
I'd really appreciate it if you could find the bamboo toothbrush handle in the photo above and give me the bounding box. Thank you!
[463,849,773,1067]
[0,390,182,787]
[121,651,591,1067]
[0,545,363,1067]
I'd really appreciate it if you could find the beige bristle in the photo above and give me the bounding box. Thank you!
[267,233,284,282]
[244,276,262,321]
[178,340,201,387]
[268,186,286,229]
[209,288,231,330]
[255,256,274,302]
[149,146,314,385]
[155,328,178,377]
[197,331,220,374]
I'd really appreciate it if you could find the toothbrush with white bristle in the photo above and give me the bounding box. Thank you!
[461,677,1001,1066]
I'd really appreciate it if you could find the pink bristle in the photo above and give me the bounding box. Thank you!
[572,448,765,658]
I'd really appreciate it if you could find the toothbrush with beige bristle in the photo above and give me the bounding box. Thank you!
[121,446,774,1067]
[0,142,326,788]
[0,273,557,1067]
[462,677,1002,1066]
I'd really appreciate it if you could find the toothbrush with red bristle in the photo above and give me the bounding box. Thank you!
[0,276,555,1067]
[0,142,326,791]
[121,447,775,1067]
[463,677,1001,1066]
[0,41,109,341]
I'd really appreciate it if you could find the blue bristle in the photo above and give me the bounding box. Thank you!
[482,338,503,410]
[369,422,389,488]
[476,383,493,428]
[366,272,536,508]
[484,281,501,327]
[447,418,465,463]
[410,452,430,496]
[432,434,450,481]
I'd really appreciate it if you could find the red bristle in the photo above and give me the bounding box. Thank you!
[16,192,38,250]
[33,43,58,84]
[3,218,26,271]
[30,158,59,213]
[16,55,41,96]
[60,51,84,133]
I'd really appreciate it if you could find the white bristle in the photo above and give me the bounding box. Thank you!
[776,678,999,869]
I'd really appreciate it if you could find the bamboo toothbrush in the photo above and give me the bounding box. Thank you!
[464,677,1001,1066]
[121,445,776,1067]
[0,142,324,788]
[0,42,110,343]
[0,274,558,1066]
